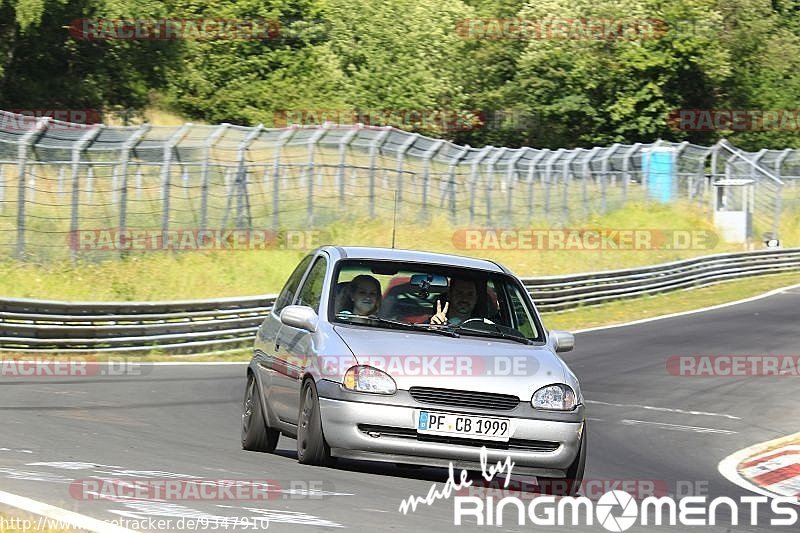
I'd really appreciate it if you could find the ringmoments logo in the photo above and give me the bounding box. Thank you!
[398,448,799,530]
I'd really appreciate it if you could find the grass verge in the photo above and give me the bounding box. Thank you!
[3,201,793,301]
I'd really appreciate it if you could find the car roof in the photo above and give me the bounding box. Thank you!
[319,246,507,273]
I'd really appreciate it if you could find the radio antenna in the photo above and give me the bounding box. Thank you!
[391,190,398,249]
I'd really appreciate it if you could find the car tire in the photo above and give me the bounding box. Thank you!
[241,373,280,453]
[537,421,588,496]
[297,379,333,466]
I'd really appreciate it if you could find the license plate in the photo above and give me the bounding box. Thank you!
[417,411,511,442]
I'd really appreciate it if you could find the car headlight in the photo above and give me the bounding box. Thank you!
[532,384,577,411]
[343,365,397,394]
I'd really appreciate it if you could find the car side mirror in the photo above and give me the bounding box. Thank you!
[280,305,318,332]
[551,330,575,353]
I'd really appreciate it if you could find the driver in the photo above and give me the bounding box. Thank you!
[429,278,478,326]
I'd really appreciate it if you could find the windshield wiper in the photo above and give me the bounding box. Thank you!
[336,315,460,337]
[450,321,533,345]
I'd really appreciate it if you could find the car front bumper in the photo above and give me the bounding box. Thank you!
[317,380,585,477]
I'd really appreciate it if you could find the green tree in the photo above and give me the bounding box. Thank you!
[163,0,348,125]
[323,0,476,136]
[488,0,732,148]
[0,0,177,118]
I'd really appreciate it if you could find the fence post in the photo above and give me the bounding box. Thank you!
[484,148,507,226]
[582,143,608,214]
[367,128,390,220]
[336,126,360,204]
[272,127,297,230]
[691,147,709,203]
[232,124,262,230]
[621,143,640,205]
[117,124,150,258]
[306,124,330,225]
[709,140,723,209]
[160,124,192,247]
[667,141,688,204]
[468,147,493,225]
[421,140,444,220]
[506,149,526,225]
[563,149,582,218]
[69,125,103,261]
[15,117,50,259]
[446,146,470,225]
[775,149,791,179]
[543,149,564,219]
[199,124,229,236]
[394,132,418,217]
[526,149,549,220]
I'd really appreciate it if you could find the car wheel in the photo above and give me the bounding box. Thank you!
[537,421,587,496]
[241,373,280,453]
[296,379,333,466]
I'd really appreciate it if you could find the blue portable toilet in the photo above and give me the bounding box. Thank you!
[642,146,676,203]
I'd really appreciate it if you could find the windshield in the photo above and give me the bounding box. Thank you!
[329,259,544,342]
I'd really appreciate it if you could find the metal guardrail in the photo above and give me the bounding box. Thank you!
[1,248,798,354]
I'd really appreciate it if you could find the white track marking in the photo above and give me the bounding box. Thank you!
[0,489,136,533]
[586,400,741,420]
[620,419,737,434]
[573,282,800,334]
[26,461,120,470]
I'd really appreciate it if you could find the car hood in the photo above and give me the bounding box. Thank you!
[332,325,568,400]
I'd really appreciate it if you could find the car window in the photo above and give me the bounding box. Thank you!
[295,257,327,312]
[329,259,544,342]
[504,281,539,339]
[273,255,313,314]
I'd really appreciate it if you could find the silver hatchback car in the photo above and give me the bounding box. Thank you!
[243,246,586,491]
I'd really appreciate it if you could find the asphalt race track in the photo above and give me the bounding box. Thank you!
[1,286,799,532]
